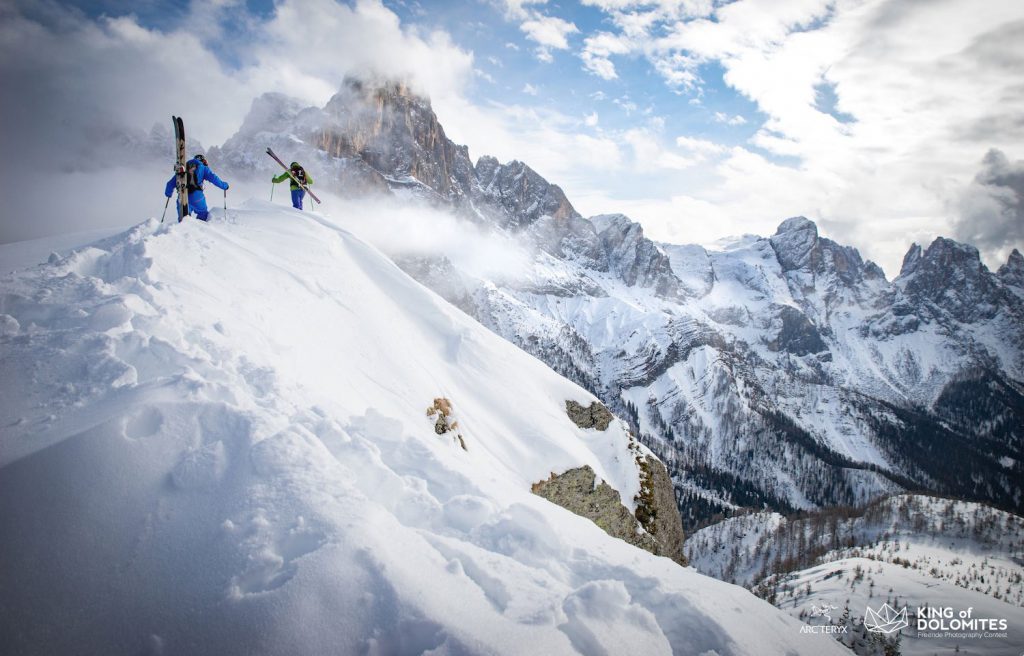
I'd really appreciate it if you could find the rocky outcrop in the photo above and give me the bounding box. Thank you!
[532,457,686,565]
[318,78,476,201]
[770,216,885,290]
[565,400,614,431]
[532,466,659,554]
[635,455,687,565]
[591,214,682,298]
[999,249,1024,288]
[474,157,577,229]
[767,305,827,356]
[896,237,1008,322]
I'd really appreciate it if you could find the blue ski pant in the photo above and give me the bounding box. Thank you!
[182,191,210,222]
[291,188,305,210]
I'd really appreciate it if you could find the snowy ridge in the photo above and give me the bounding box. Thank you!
[0,203,845,655]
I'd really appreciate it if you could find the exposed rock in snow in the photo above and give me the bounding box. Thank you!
[532,465,660,555]
[565,399,614,431]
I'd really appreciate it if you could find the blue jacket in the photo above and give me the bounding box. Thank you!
[164,159,229,198]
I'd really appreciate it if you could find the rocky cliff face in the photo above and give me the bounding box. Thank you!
[1000,249,1024,296]
[896,237,1011,322]
[317,79,476,202]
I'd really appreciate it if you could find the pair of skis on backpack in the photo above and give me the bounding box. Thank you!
[165,116,320,224]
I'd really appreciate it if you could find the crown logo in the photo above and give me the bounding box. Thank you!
[864,603,908,634]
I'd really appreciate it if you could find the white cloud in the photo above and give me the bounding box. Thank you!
[564,0,1024,272]
[713,111,747,126]
[522,83,539,95]
[624,129,699,171]
[502,0,549,20]
[501,0,578,63]
[675,135,727,156]
[613,97,638,114]
[581,31,632,80]
[520,14,578,53]
[584,111,599,127]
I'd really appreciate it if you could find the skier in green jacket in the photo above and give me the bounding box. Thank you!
[273,162,313,210]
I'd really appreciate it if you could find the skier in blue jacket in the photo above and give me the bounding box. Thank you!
[164,154,229,222]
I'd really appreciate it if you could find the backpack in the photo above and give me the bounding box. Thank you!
[186,161,203,192]
[292,167,307,185]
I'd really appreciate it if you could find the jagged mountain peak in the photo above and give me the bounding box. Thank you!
[590,213,632,232]
[896,236,1008,322]
[236,92,311,136]
[769,216,819,272]
[897,236,987,280]
[998,248,1024,287]
[774,216,818,235]
[767,216,883,296]
[588,214,682,297]
[475,156,578,228]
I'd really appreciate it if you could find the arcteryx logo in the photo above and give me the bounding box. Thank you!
[864,603,909,634]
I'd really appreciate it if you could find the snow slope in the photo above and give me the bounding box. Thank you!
[0,202,845,655]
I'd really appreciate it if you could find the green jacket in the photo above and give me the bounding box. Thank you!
[272,167,313,191]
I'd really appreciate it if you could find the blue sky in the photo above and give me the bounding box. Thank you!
[2,0,1023,275]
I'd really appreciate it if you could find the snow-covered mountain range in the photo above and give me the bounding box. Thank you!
[211,78,1024,528]
[0,203,846,655]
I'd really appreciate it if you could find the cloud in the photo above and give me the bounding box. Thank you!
[675,136,726,156]
[519,14,578,62]
[581,32,632,80]
[613,96,638,114]
[713,112,747,126]
[499,0,578,63]
[956,149,1024,265]
[502,0,549,20]
[624,129,698,171]
[522,83,539,95]
[566,0,1024,274]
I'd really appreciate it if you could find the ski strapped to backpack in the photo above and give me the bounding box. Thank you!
[266,147,321,204]
[172,116,189,222]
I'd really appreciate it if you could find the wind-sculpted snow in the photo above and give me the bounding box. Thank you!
[0,203,848,655]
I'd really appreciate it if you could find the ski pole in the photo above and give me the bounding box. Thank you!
[223,189,228,218]
[270,183,274,202]
[160,196,171,223]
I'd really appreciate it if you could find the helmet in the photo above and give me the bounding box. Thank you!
[290,162,301,169]
[194,154,208,165]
